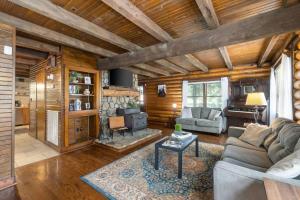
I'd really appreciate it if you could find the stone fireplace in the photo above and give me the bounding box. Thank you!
[100,70,140,139]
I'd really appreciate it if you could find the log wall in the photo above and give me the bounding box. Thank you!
[293,39,300,123]
[140,66,271,126]
[0,23,15,189]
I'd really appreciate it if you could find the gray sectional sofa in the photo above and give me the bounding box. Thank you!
[214,118,300,200]
[176,107,226,134]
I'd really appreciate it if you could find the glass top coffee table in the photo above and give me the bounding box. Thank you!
[154,134,199,179]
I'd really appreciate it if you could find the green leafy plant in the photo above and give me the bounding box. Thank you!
[127,101,139,109]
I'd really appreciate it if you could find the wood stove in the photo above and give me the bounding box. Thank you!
[116,108,148,132]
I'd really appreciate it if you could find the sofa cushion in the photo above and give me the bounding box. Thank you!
[263,118,293,149]
[222,145,272,168]
[191,107,201,119]
[268,123,300,163]
[201,107,211,119]
[267,149,300,178]
[294,138,300,151]
[182,107,193,118]
[208,109,222,120]
[195,119,219,128]
[223,157,268,172]
[225,137,266,152]
[239,123,272,147]
[176,118,196,126]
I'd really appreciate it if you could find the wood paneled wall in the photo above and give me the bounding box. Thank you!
[29,59,45,138]
[0,23,15,189]
[293,39,300,123]
[140,66,271,126]
[29,56,63,147]
[62,47,97,70]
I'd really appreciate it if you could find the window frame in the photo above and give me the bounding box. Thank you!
[187,80,222,108]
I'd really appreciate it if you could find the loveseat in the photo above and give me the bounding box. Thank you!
[214,118,300,200]
[176,107,226,134]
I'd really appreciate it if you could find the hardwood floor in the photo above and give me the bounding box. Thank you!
[0,126,227,200]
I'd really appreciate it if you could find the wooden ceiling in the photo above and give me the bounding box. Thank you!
[0,0,298,78]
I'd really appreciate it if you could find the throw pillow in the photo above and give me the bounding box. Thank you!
[201,108,211,119]
[267,150,300,178]
[191,107,201,119]
[239,123,272,147]
[208,109,222,120]
[181,107,192,118]
[263,118,293,149]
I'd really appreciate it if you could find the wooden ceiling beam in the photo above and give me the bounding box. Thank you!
[155,59,189,74]
[219,47,233,70]
[16,63,30,69]
[102,0,208,72]
[16,36,59,54]
[8,0,139,51]
[195,0,233,70]
[123,67,158,78]
[0,12,116,57]
[102,0,172,42]
[184,54,208,72]
[9,0,179,76]
[16,47,48,60]
[16,57,38,65]
[97,5,300,69]
[258,35,280,66]
[134,63,170,76]
[0,12,159,78]
[271,33,295,64]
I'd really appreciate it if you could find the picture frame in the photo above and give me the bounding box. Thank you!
[243,85,255,95]
[157,84,167,97]
[84,76,91,84]
[85,102,91,110]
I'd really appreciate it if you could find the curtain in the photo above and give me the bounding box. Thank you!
[269,68,277,124]
[276,54,293,119]
[221,77,229,109]
[182,80,188,108]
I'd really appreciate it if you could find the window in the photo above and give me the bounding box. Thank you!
[138,85,144,105]
[187,81,222,108]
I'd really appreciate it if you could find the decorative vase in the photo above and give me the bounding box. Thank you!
[83,89,90,95]
[175,124,182,132]
[74,99,81,111]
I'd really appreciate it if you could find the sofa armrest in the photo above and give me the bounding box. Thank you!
[214,161,300,200]
[228,126,246,138]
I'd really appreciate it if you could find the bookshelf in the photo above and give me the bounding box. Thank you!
[64,66,100,147]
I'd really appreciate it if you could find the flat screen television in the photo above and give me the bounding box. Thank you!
[109,69,133,88]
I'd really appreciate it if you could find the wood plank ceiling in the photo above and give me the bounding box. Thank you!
[0,0,298,78]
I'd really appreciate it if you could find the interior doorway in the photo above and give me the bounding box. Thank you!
[14,48,59,168]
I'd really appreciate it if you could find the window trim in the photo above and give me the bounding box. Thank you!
[187,80,222,108]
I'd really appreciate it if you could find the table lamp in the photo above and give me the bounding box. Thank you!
[245,92,267,123]
[172,103,177,117]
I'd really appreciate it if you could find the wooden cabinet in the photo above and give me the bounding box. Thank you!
[64,65,100,147]
[15,107,29,125]
[68,117,89,145]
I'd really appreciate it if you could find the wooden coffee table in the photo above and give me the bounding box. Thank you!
[154,135,199,179]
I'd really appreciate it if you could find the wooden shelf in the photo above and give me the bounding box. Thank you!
[69,82,94,86]
[69,94,94,97]
[68,109,98,117]
[65,65,100,148]
[103,89,139,97]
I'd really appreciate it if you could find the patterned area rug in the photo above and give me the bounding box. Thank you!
[82,139,224,200]
[97,128,162,150]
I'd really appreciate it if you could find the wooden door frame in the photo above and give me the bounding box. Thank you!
[36,69,46,142]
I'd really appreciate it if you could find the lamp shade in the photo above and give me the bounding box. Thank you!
[245,92,267,106]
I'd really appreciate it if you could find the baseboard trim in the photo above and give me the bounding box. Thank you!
[0,177,16,191]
